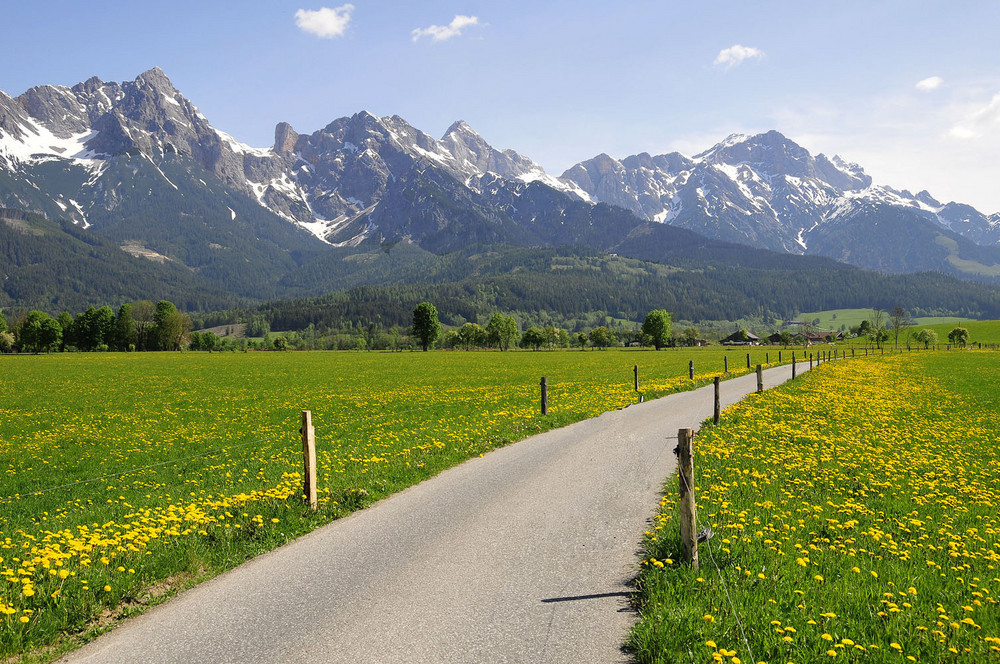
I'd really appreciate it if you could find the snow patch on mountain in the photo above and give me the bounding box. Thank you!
[0,115,103,166]
[215,128,272,157]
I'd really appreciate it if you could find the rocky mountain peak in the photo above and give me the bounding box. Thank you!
[18,84,91,138]
[135,67,177,95]
[274,122,299,155]
[914,190,942,208]
[443,120,476,137]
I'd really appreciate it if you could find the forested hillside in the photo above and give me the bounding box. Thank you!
[0,208,236,312]
[220,247,1000,332]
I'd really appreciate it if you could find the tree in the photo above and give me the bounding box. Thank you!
[868,308,888,349]
[0,312,6,334]
[411,302,441,351]
[132,300,155,351]
[71,306,114,351]
[440,329,459,349]
[641,310,672,350]
[948,327,969,347]
[871,327,890,349]
[245,314,270,338]
[681,327,700,347]
[17,311,62,354]
[457,322,485,350]
[520,327,546,350]
[273,336,288,351]
[543,325,561,349]
[589,326,617,349]
[113,303,137,351]
[779,330,793,348]
[0,331,13,353]
[153,301,191,351]
[56,312,74,351]
[485,313,505,349]
[200,331,218,351]
[913,328,938,349]
[499,315,520,351]
[576,332,588,350]
[889,306,911,348]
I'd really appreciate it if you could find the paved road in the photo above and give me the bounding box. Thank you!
[60,363,808,664]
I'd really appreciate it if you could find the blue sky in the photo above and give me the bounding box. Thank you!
[6,1,1000,212]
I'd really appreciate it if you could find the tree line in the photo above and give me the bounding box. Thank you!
[0,301,191,354]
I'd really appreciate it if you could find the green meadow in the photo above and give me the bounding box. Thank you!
[630,351,1000,663]
[792,308,972,331]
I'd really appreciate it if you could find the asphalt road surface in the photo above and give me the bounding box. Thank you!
[59,363,808,664]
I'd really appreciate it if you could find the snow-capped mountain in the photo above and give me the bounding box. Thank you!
[2,67,1000,288]
[0,68,590,250]
[562,130,1000,254]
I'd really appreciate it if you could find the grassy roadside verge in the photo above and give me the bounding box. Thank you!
[629,352,1000,663]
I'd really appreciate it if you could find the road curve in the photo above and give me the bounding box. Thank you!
[59,363,808,664]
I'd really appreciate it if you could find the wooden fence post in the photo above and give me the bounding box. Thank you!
[809,353,813,369]
[766,352,770,364]
[301,410,317,510]
[634,365,639,392]
[678,428,698,569]
[713,377,720,424]
[791,352,796,379]
[724,356,728,373]
[756,364,763,393]
[689,360,694,380]
[540,377,548,415]
[746,353,751,369]
[778,350,782,363]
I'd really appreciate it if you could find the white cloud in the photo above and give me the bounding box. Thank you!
[411,15,480,42]
[949,92,1000,139]
[713,44,765,69]
[916,76,944,92]
[762,89,1000,212]
[295,5,354,39]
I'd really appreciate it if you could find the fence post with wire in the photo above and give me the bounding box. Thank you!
[301,410,317,510]
[677,427,699,570]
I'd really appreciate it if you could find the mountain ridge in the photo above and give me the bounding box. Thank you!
[2,67,1000,312]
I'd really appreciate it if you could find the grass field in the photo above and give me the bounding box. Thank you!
[913,319,1000,346]
[0,346,789,659]
[630,351,1000,663]
[792,309,973,331]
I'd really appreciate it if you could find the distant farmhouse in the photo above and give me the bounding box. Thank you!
[720,330,760,346]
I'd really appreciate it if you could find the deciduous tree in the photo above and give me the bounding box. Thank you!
[411,302,441,351]
[589,326,617,349]
[457,322,486,350]
[948,327,969,347]
[889,306,911,348]
[913,328,938,349]
[17,311,62,354]
[132,300,155,351]
[642,309,672,350]
[113,303,137,351]
[520,327,546,350]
